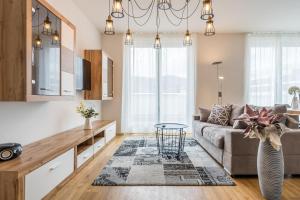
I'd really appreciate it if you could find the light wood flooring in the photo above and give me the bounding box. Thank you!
[47,135,300,200]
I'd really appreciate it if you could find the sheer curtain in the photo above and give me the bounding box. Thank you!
[245,33,300,106]
[122,35,196,133]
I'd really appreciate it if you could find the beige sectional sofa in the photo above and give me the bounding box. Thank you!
[192,105,300,175]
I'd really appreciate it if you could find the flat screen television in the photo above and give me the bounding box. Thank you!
[75,56,91,90]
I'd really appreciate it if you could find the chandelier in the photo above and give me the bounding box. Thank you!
[104,0,216,48]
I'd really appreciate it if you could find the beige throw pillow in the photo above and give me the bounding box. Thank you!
[198,107,211,122]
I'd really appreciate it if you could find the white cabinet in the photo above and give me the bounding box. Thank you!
[25,148,74,200]
[61,21,75,51]
[61,72,75,96]
[105,123,116,143]
[94,138,105,154]
[77,146,94,168]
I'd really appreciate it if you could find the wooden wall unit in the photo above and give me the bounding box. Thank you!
[0,0,76,101]
[84,50,114,100]
[0,120,117,200]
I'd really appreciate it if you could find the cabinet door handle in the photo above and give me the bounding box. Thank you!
[83,154,90,159]
[49,163,60,171]
[63,90,73,92]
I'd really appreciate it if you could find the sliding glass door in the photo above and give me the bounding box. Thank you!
[122,37,195,133]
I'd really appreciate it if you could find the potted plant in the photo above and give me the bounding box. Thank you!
[237,105,286,200]
[76,101,99,130]
[288,86,300,109]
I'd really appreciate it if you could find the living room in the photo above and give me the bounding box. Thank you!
[0,0,300,200]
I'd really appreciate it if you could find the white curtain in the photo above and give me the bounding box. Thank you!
[245,33,300,106]
[122,34,196,133]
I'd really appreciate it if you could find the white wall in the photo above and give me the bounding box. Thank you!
[101,34,124,133]
[196,34,246,108]
[0,0,102,146]
[100,33,247,133]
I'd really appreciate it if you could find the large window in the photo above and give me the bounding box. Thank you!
[122,36,195,133]
[246,34,300,106]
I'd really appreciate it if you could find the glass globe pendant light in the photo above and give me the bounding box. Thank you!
[183,0,192,46]
[104,0,115,35]
[204,16,215,36]
[111,0,124,18]
[201,0,214,20]
[157,0,171,10]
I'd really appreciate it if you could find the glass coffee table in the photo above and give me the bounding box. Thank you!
[154,123,188,160]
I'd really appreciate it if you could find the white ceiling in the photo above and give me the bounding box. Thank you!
[73,0,300,33]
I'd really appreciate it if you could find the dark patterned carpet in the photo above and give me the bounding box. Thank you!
[92,136,235,186]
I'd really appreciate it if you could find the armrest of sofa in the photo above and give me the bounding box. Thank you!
[282,129,300,155]
[224,129,259,156]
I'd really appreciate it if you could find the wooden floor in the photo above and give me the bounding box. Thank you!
[48,135,300,200]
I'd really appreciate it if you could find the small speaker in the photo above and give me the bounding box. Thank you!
[0,143,22,161]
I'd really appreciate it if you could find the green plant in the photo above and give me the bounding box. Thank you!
[76,101,99,119]
[288,86,300,96]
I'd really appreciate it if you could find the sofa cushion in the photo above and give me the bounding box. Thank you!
[193,121,222,137]
[198,107,211,122]
[207,104,232,126]
[202,126,227,149]
[229,105,244,126]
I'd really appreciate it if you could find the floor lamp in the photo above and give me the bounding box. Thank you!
[212,61,224,105]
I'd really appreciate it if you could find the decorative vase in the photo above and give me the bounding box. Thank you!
[84,118,92,130]
[257,139,284,200]
[291,95,299,109]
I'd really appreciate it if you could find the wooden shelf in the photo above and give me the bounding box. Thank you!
[77,138,93,155]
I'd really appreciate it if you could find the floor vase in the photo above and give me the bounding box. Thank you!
[257,140,284,200]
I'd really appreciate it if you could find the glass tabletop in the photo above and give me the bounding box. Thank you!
[154,123,188,129]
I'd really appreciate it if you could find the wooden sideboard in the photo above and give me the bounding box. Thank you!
[0,120,116,200]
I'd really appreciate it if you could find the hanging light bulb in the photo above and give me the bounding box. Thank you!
[201,0,214,20]
[52,17,60,45]
[34,6,42,49]
[104,15,115,35]
[204,16,215,36]
[184,30,192,46]
[157,0,171,10]
[125,29,133,45]
[42,13,52,35]
[111,0,124,18]
[153,34,161,49]
[34,35,42,49]
[183,0,192,46]
[124,0,133,45]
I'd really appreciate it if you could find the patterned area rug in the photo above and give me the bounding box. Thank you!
[92,136,235,186]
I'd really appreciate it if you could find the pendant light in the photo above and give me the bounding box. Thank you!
[204,16,215,36]
[124,0,133,45]
[201,0,214,20]
[111,0,124,18]
[153,5,161,49]
[157,0,171,10]
[154,34,161,49]
[183,0,192,46]
[34,6,42,49]
[104,0,115,35]
[42,12,52,35]
[52,17,60,45]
